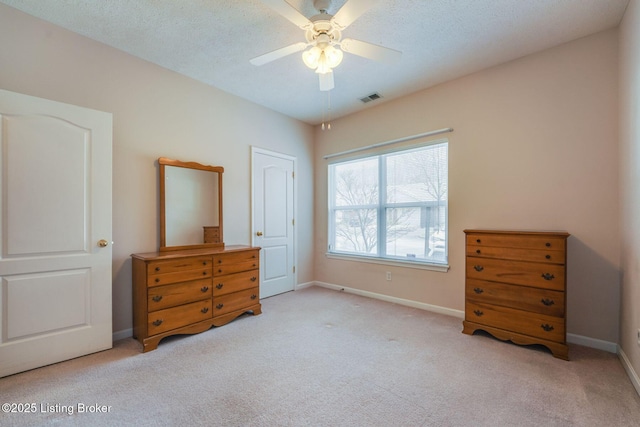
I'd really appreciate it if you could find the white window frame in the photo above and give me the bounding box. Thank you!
[327,139,449,272]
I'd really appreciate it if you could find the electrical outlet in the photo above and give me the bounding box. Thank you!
[386,272,392,281]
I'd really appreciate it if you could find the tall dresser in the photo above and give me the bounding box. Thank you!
[132,245,261,352]
[462,230,570,359]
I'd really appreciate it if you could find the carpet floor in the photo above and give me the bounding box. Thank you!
[1,285,639,426]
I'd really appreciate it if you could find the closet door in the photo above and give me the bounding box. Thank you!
[252,148,295,298]
[0,89,112,377]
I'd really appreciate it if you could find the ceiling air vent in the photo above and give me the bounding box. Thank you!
[359,92,382,103]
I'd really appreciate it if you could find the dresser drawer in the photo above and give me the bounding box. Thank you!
[213,287,259,316]
[147,268,212,287]
[466,279,564,317]
[213,270,259,296]
[466,256,565,291]
[147,256,212,276]
[148,278,212,311]
[466,233,566,252]
[213,250,259,267]
[214,260,259,276]
[466,245,565,264]
[147,300,212,336]
[466,301,565,343]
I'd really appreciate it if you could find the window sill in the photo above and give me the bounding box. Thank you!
[325,252,450,272]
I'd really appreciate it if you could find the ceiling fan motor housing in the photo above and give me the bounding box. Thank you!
[305,19,342,46]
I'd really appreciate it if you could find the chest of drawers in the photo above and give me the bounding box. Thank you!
[132,245,261,352]
[462,230,570,359]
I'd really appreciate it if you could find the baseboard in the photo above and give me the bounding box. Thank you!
[566,333,618,353]
[618,347,640,397]
[312,281,465,319]
[295,281,315,291]
[310,282,621,354]
[113,328,133,342]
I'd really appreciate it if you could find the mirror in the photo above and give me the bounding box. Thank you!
[159,157,224,251]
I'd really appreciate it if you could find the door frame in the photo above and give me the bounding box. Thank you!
[250,146,297,293]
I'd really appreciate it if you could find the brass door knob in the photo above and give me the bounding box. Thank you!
[256,231,263,236]
[98,239,109,247]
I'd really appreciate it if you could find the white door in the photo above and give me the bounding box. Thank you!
[0,89,112,377]
[252,148,295,298]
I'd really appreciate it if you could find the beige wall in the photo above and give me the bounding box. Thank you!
[0,4,316,335]
[619,0,640,383]
[314,30,620,344]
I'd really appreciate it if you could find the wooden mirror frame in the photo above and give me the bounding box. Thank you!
[159,157,224,252]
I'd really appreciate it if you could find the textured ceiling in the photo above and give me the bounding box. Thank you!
[0,0,630,125]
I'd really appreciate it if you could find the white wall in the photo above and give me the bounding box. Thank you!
[619,0,640,385]
[314,29,620,344]
[0,4,315,335]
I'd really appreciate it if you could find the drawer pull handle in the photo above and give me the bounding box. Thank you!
[155,278,160,283]
[152,295,163,302]
[541,298,555,306]
[473,265,484,272]
[541,324,554,332]
[545,254,551,260]
[473,287,484,294]
[252,254,256,258]
[251,294,257,300]
[475,249,481,254]
[253,263,256,267]
[152,319,163,327]
[473,309,484,317]
[476,239,481,243]
[251,276,257,282]
[216,284,224,289]
[218,269,222,273]
[545,242,551,247]
[202,261,208,266]
[216,303,224,309]
[218,259,222,264]
[541,273,555,281]
[155,267,160,272]
[201,307,209,314]
[201,286,209,293]
[202,271,207,276]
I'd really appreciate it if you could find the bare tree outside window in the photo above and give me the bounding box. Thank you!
[332,159,378,253]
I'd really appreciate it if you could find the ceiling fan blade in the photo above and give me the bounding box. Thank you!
[261,0,313,29]
[250,42,307,66]
[331,0,381,29]
[319,72,334,91]
[340,38,402,63]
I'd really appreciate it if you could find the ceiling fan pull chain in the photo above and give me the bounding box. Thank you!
[327,90,332,130]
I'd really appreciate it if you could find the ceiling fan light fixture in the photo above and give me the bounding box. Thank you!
[302,46,322,69]
[323,45,343,68]
[304,44,343,74]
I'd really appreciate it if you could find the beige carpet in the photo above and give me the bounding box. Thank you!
[1,286,639,426]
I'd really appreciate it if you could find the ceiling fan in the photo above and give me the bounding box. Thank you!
[250,0,402,91]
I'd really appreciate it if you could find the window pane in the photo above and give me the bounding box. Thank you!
[386,143,448,205]
[333,209,378,255]
[328,140,448,265]
[385,207,424,258]
[333,158,378,207]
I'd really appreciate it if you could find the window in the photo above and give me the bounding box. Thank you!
[328,140,448,266]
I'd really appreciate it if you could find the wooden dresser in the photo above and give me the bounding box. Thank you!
[462,230,570,359]
[132,245,261,352]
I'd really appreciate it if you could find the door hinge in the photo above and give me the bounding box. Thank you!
[293,266,296,273]
[292,219,295,226]
[292,171,295,179]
